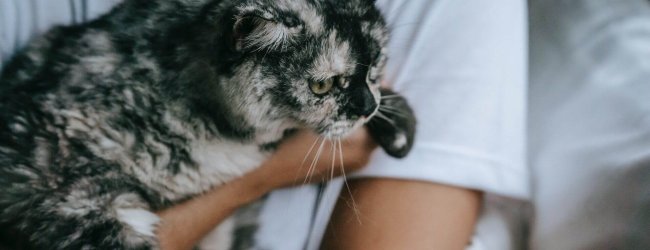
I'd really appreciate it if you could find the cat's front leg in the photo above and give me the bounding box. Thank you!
[367,88,417,158]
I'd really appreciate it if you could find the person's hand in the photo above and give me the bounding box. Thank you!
[246,127,378,193]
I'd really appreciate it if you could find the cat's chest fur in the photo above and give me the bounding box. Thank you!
[111,118,274,202]
[129,137,269,202]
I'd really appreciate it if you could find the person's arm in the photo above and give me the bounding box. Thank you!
[156,129,377,250]
[322,179,482,250]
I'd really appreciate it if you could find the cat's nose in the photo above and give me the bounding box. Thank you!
[351,89,378,117]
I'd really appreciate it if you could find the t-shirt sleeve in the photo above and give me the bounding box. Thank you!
[354,0,530,199]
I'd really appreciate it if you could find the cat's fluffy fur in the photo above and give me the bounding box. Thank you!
[0,0,416,249]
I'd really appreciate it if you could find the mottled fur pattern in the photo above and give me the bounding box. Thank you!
[0,0,416,249]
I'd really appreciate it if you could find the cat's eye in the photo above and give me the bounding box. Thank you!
[310,79,335,95]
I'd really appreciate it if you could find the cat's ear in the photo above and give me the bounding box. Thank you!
[232,8,301,52]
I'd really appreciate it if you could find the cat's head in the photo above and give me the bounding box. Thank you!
[199,0,388,140]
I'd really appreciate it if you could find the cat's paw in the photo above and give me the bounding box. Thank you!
[366,88,417,158]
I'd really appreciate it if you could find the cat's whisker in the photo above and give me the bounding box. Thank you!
[380,94,400,99]
[379,104,401,110]
[338,139,362,224]
[374,112,399,129]
[330,139,336,181]
[377,112,396,122]
[378,106,399,113]
[295,136,323,185]
[355,62,371,67]
[380,97,402,102]
[311,139,328,182]
[305,138,327,184]
[379,107,410,119]
[304,140,321,184]
[301,137,322,167]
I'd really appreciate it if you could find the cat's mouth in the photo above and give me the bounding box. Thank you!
[319,119,366,139]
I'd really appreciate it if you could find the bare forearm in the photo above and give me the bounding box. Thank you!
[155,129,376,250]
[322,178,482,250]
[156,177,266,250]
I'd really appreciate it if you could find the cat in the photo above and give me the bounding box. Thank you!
[0,0,416,249]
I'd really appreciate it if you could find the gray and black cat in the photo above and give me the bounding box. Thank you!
[0,0,416,249]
